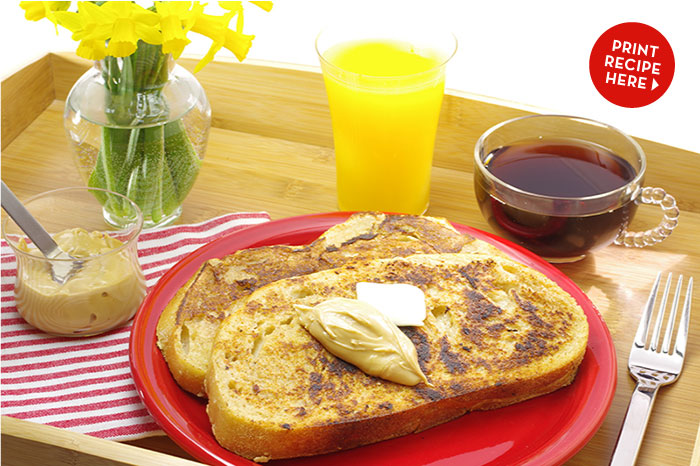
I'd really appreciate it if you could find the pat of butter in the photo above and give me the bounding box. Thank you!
[356,282,426,327]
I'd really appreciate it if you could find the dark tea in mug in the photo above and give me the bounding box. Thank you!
[475,138,638,259]
[473,115,678,262]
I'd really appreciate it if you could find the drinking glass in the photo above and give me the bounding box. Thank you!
[317,22,457,214]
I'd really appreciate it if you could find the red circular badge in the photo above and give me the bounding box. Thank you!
[589,22,674,108]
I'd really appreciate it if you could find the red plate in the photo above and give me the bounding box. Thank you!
[129,212,616,466]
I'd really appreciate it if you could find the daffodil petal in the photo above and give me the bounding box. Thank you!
[219,2,242,12]
[76,39,107,60]
[107,39,137,57]
[52,1,71,11]
[53,11,84,33]
[194,42,223,73]
[223,29,254,61]
[132,8,161,26]
[154,1,169,15]
[80,23,113,41]
[156,1,192,16]
[160,14,185,38]
[184,2,205,31]
[250,1,273,12]
[106,18,139,57]
[161,14,190,57]
[112,18,138,42]
[19,1,47,21]
[78,1,114,24]
[175,1,194,15]
[236,9,243,33]
[101,1,133,18]
[47,2,71,16]
[191,12,235,38]
[135,23,163,45]
[163,38,190,58]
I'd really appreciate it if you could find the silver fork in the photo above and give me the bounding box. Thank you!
[610,272,693,466]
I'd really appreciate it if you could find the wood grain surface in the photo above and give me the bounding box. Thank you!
[1,53,699,466]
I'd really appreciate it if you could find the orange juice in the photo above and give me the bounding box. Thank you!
[320,39,448,214]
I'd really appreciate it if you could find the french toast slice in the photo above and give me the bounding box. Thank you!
[206,253,588,461]
[157,212,503,396]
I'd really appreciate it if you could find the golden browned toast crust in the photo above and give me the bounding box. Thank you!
[206,254,589,461]
[157,213,500,396]
[156,265,202,350]
[175,245,316,325]
[157,245,313,394]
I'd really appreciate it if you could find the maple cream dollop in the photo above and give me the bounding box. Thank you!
[14,228,146,336]
[295,298,429,386]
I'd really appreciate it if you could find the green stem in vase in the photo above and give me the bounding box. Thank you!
[88,41,202,225]
[88,126,135,217]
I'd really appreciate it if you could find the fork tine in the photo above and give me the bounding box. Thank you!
[673,277,693,358]
[634,272,661,349]
[661,276,683,354]
[650,273,673,352]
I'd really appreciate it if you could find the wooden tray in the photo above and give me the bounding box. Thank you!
[2,53,699,466]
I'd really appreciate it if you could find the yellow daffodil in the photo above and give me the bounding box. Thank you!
[56,2,162,59]
[21,1,271,69]
[72,1,163,57]
[20,1,71,32]
[191,11,254,72]
[19,1,70,21]
[155,1,204,58]
[53,6,109,60]
[192,1,271,72]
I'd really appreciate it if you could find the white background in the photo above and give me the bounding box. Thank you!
[1,0,699,153]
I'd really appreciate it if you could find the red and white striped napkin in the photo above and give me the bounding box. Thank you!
[0,212,270,441]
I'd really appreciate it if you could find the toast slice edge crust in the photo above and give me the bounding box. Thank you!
[206,253,589,461]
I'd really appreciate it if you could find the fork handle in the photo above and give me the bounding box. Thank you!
[610,382,659,465]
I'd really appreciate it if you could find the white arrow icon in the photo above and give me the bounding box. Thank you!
[651,78,659,91]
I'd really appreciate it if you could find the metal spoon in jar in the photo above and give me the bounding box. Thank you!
[1,181,83,284]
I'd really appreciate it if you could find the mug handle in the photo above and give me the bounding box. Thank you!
[615,187,679,248]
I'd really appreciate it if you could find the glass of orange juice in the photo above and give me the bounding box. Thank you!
[316,23,457,214]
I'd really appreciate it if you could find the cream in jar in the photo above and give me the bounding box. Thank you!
[14,227,146,336]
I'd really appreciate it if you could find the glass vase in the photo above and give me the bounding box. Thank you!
[64,41,211,229]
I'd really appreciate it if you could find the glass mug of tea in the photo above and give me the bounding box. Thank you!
[473,115,679,262]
